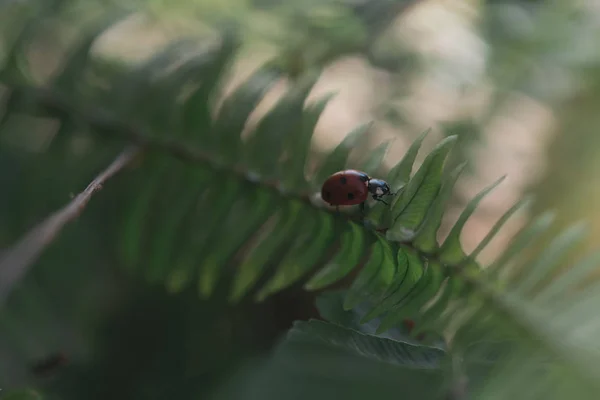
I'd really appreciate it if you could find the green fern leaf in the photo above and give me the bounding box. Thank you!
[213,63,283,162]
[438,175,506,265]
[304,221,365,290]
[229,200,304,302]
[281,93,334,190]
[376,260,445,333]
[358,139,393,176]
[513,222,588,295]
[245,72,318,179]
[343,234,396,310]
[386,135,457,242]
[255,210,336,301]
[359,245,419,322]
[412,162,466,253]
[312,121,373,187]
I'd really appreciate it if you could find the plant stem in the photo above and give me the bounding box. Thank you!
[0,146,140,305]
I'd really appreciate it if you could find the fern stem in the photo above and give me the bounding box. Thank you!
[0,145,140,305]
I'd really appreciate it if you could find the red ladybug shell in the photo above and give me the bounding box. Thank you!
[321,169,370,206]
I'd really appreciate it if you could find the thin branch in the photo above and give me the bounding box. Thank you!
[0,146,140,305]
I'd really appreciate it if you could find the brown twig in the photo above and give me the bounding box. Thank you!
[0,146,140,305]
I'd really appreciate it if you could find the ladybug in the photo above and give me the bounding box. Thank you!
[320,169,393,212]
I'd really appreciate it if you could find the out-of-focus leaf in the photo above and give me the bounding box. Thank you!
[246,72,318,178]
[312,121,373,187]
[256,211,335,301]
[438,175,506,265]
[229,200,305,302]
[386,128,430,191]
[305,222,365,290]
[214,64,284,162]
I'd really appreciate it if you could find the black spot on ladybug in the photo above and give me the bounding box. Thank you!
[359,173,369,182]
[323,191,331,200]
[340,177,347,184]
[347,193,355,200]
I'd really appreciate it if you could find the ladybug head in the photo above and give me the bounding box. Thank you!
[367,178,392,201]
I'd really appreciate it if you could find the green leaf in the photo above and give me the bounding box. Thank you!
[51,15,125,94]
[386,135,457,242]
[359,139,393,176]
[343,234,396,310]
[1,388,44,400]
[120,156,171,271]
[304,221,365,290]
[376,260,445,333]
[281,93,335,190]
[386,128,430,191]
[360,246,421,322]
[246,72,318,178]
[413,277,465,334]
[513,222,588,295]
[438,175,506,265]
[112,38,198,119]
[256,211,336,301]
[534,250,600,305]
[229,200,305,302]
[166,175,241,294]
[287,320,444,369]
[182,32,238,140]
[214,63,283,162]
[412,162,466,253]
[313,121,373,186]
[197,189,275,298]
[468,197,531,262]
[485,211,556,279]
[147,166,208,283]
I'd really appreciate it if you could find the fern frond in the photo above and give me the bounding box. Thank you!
[4,8,600,399]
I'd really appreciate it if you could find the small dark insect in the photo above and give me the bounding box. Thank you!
[320,169,395,212]
[31,353,68,377]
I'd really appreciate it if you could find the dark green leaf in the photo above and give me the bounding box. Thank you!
[386,128,430,191]
[166,175,241,294]
[313,121,373,187]
[2,388,43,400]
[148,166,208,283]
[305,222,365,290]
[281,93,335,191]
[229,200,305,302]
[214,63,284,162]
[344,234,396,310]
[198,189,275,299]
[288,320,444,369]
[120,156,171,271]
[246,72,318,178]
[376,260,444,333]
[360,246,419,322]
[256,211,336,301]
[438,175,506,265]
[413,162,466,253]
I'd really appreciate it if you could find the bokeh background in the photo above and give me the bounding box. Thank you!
[1,0,600,398]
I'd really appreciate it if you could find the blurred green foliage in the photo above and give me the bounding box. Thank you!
[1,0,600,399]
